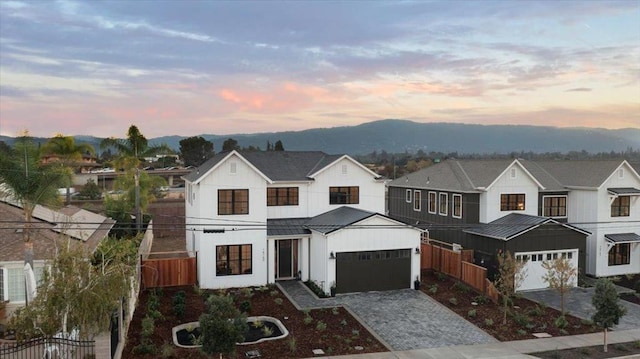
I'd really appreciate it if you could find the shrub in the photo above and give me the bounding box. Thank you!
[270,290,280,297]
[473,295,489,304]
[316,321,327,331]
[240,287,254,298]
[517,329,527,336]
[332,307,339,315]
[513,312,531,327]
[340,319,347,326]
[554,315,568,329]
[528,305,545,317]
[274,298,283,305]
[351,329,360,337]
[252,320,264,329]
[132,341,156,355]
[173,291,186,318]
[538,323,547,331]
[261,326,274,337]
[484,318,494,326]
[525,323,535,330]
[141,317,155,338]
[304,281,329,298]
[448,297,458,306]
[436,272,447,281]
[578,347,591,356]
[200,294,248,357]
[453,282,471,293]
[288,336,297,353]
[467,309,477,318]
[428,284,438,294]
[160,343,175,358]
[303,315,314,325]
[239,300,252,313]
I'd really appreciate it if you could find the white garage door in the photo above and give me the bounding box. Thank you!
[514,249,579,292]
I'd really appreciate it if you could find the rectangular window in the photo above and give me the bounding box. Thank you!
[216,244,252,275]
[405,189,412,203]
[218,189,249,215]
[501,193,526,211]
[413,190,421,211]
[439,193,448,216]
[8,267,25,302]
[543,196,567,217]
[611,196,630,217]
[267,187,299,206]
[329,186,359,204]
[428,192,437,214]
[452,194,462,218]
[608,243,630,266]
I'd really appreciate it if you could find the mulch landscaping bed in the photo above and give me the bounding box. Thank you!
[531,340,640,359]
[420,270,599,341]
[122,285,386,358]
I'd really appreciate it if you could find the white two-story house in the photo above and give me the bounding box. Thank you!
[183,151,422,295]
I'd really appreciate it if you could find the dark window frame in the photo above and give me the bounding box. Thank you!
[452,194,462,218]
[216,244,252,276]
[267,187,299,206]
[608,243,630,266]
[501,193,526,211]
[439,192,448,216]
[543,195,567,217]
[218,189,249,215]
[329,186,359,205]
[611,196,630,217]
[413,190,421,211]
[428,191,437,214]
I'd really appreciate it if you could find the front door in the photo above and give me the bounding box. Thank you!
[277,240,293,278]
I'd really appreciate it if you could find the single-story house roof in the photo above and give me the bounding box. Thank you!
[463,213,590,241]
[0,201,114,262]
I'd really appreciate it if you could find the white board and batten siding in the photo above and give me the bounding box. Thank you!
[480,164,540,223]
[515,249,579,292]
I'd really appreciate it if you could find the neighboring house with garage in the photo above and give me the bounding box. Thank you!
[388,158,640,291]
[0,201,114,320]
[183,150,422,295]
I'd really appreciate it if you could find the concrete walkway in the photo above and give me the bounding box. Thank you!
[277,281,496,351]
[522,287,640,331]
[305,329,640,358]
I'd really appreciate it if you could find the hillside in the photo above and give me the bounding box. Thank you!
[2,120,639,156]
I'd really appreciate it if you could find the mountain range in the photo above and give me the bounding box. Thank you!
[2,120,639,155]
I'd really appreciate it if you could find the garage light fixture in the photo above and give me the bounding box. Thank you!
[415,247,421,254]
[329,252,336,259]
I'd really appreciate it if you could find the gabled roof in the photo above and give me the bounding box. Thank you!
[389,159,539,192]
[463,213,590,241]
[304,206,377,235]
[0,202,114,262]
[523,159,626,189]
[184,150,347,183]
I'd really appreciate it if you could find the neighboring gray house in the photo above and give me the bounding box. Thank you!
[388,159,640,290]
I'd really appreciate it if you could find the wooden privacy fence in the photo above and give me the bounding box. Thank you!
[141,255,197,289]
[421,242,498,303]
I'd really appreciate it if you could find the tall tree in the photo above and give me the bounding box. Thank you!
[495,251,527,325]
[542,257,577,315]
[0,134,66,268]
[179,136,214,166]
[592,278,626,352]
[100,125,170,170]
[274,140,285,151]
[222,138,239,152]
[41,134,95,204]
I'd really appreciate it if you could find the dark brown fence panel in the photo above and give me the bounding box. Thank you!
[141,256,197,288]
[461,261,486,293]
[440,248,461,279]
[461,249,474,263]
[420,243,432,269]
[485,279,499,303]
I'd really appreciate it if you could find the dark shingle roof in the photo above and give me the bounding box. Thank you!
[605,233,640,243]
[527,160,624,188]
[304,206,376,235]
[267,218,311,237]
[607,187,640,195]
[463,213,589,241]
[184,151,344,183]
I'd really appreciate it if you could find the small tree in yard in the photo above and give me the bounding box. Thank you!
[592,278,626,352]
[200,294,247,358]
[495,251,527,325]
[542,257,577,315]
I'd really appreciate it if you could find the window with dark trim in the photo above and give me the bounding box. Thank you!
[413,190,421,211]
[608,243,630,266]
[452,194,462,218]
[218,189,249,215]
[611,196,630,217]
[216,244,252,275]
[405,189,412,203]
[267,187,299,206]
[501,193,525,211]
[439,193,448,215]
[329,186,359,204]
[428,191,437,214]
[544,196,567,217]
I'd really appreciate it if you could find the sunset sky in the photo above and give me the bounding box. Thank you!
[1,0,638,138]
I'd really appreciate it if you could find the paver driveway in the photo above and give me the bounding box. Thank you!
[522,287,640,331]
[278,281,497,351]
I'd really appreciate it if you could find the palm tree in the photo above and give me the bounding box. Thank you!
[41,134,95,204]
[100,125,171,170]
[0,134,66,267]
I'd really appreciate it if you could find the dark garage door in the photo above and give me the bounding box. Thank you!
[336,249,411,294]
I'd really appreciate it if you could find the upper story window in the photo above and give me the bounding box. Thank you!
[428,191,437,214]
[267,187,299,206]
[452,194,462,218]
[611,196,630,217]
[501,193,525,211]
[218,189,249,215]
[543,196,567,218]
[330,186,359,205]
[413,190,421,211]
[406,189,412,203]
[439,193,448,216]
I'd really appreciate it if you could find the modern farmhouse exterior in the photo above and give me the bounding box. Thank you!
[183,150,422,295]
